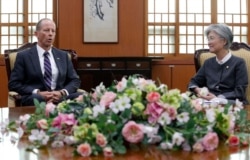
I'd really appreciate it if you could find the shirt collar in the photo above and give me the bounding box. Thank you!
[36,44,52,56]
[216,52,232,64]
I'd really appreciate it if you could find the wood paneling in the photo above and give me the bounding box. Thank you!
[0,61,8,107]
[57,0,145,57]
[171,65,196,92]
[152,64,196,93]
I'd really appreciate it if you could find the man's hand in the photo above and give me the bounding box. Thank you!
[38,91,54,102]
[38,91,63,103]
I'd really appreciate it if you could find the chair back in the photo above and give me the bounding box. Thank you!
[194,42,250,103]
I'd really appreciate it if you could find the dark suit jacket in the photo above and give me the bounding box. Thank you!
[8,46,81,96]
[188,55,248,104]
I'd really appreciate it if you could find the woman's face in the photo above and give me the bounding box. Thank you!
[207,31,226,53]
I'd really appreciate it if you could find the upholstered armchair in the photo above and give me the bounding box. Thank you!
[4,42,84,107]
[194,42,250,104]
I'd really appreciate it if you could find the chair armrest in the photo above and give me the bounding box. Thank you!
[8,91,22,107]
[9,91,19,96]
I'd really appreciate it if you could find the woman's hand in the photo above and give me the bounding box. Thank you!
[194,87,216,100]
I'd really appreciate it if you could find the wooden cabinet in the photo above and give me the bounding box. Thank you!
[152,64,196,92]
[77,57,155,92]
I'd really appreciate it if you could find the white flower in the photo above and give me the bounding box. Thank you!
[158,84,168,93]
[144,125,158,136]
[93,105,105,118]
[93,82,106,98]
[28,129,49,146]
[234,99,244,111]
[109,102,119,114]
[181,92,190,100]
[17,127,24,138]
[160,142,173,150]
[64,136,77,145]
[206,108,216,123]
[109,96,131,113]
[182,141,191,151]
[177,112,190,123]
[17,114,30,125]
[51,140,64,148]
[144,125,162,144]
[116,77,127,92]
[0,119,9,133]
[199,87,209,96]
[172,132,185,146]
[135,78,155,90]
[157,112,171,126]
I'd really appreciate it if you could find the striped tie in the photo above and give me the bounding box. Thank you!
[43,52,52,90]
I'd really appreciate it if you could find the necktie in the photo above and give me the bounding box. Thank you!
[43,52,52,90]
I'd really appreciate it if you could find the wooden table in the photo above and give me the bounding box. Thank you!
[0,106,250,160]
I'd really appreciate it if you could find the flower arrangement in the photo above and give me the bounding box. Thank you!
[4,74,250,157]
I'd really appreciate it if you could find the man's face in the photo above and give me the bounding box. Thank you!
[35,20,56,49]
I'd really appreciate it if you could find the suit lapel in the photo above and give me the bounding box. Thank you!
[29,47,44,80]
[52,48,63,77]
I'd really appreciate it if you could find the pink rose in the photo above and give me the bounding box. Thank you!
[122,121,144,143]
[77,143,92,157]
[202,132,219,151]
[36,119,48,130]
[146,92,161,103]
[103,147,113,157]
[227,135,240,146]
[45,102,56,117]
[100,91,117,107]
[96,133,107,147]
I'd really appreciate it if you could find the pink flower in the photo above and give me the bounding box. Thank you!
[166,106,177,120]
[45,102,56,117]
[192,141,204,152]
[202,132,219,151]
[96,133,107,147]
[100,91,117,107]
[227,135,240,146]
[103,147,113,157]
[146,92,161,103]
[75,95,84,102]
[116,77,127,92]
[77,143,92,157]
[122,121,144,143]
[36,119,48,130]
[52,113,77,134]
[144,102,164,124]
[191,99,203,112]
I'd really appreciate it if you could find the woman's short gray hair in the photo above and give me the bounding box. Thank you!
[205,23,233,49]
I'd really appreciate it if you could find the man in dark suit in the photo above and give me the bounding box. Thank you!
[8,18,82,106]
